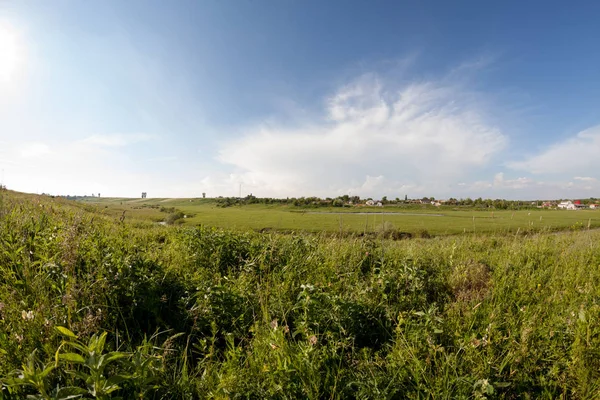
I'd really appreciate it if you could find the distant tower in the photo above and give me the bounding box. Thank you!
[405,194,408,201]
[142,192,147,199]
[202,192,206,198]
[98,193,101,198]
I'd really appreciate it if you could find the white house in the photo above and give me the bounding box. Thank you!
[365,200,375,206]
[558,201,576,210]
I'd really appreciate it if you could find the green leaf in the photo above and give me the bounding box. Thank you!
[104,352,128,364]
[62,342,89,355]
[58,353,85,363]
[55,327,78,339]
[95,333,107,354]
[39,365,55,379]
[105,374,128,387]
[54,386,88,400]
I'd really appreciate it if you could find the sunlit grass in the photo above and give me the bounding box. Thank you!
[81,195,600,236]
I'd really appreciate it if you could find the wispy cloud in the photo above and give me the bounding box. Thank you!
[217,74,506,197]
[448,53,498,77]
[81,133,155,147]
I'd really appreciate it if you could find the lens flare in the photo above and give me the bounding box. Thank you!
[0,23,22,83]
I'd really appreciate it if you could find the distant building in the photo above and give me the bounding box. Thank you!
[558,201,576,210]
[141,192,147,199]
[365,200,375,206]
[590,204,599,209]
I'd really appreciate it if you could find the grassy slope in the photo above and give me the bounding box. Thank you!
[81,196,600,235]
[1,190,599,398]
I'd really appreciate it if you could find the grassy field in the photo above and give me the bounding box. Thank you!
[80,196,600,236]
[1,190,599,398]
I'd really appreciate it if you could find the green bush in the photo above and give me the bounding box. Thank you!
[165,210,184,225]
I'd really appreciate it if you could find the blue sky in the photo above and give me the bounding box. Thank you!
[1,0,600,199]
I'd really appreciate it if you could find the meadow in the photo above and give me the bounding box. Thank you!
[0,190,599,399]
[80,196,600,237]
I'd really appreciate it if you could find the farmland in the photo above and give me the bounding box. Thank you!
[79,196,600,236]
[1,189,599,398]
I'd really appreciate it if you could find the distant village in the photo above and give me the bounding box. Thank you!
[214,193,600,210]
[3,185,598,211]
[543,200,599,210]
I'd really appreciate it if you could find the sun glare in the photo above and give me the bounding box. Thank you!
[0,23,22,83]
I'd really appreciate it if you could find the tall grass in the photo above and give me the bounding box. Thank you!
[0,190,599,398]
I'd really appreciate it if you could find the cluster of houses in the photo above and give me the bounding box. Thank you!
[364,199,383,207]
[541,200,599,210]
[364,198,444,207]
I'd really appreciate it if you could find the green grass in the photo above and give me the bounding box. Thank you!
[1,189,599,398]
[81,196,600,236]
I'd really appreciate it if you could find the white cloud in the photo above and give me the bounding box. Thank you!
[453,171,600,200]
[574,176,597,182]
[492,172,535,189]
[20,142,51,158]
[509,125,600,174]
[217,75,507,197]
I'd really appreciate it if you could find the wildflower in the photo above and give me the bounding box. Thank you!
[270,319,278,330]
[21,310,34,321]
[308,335,318,346]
